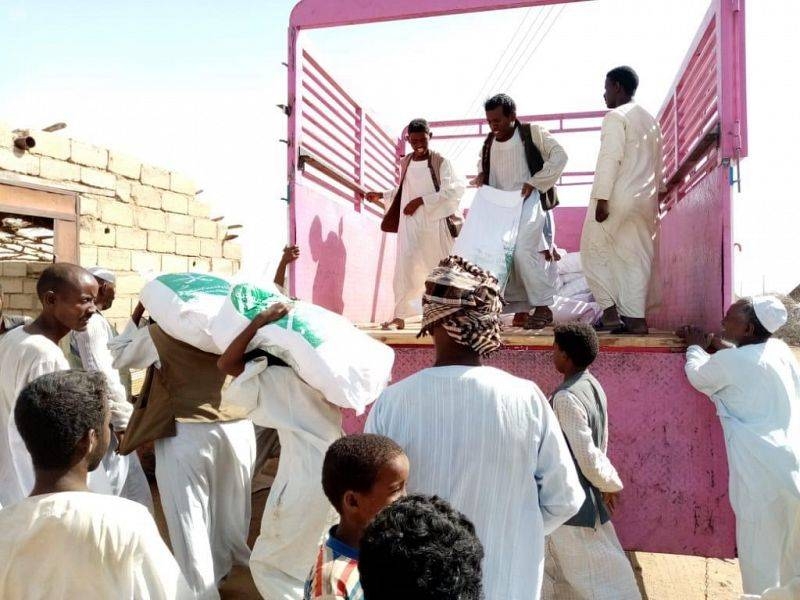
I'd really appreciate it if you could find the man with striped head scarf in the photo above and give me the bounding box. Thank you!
[367,255,584,600]
[417,255,504,357]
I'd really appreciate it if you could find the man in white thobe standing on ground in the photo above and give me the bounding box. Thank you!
[69,266,152,512]
[678,296,800,595]
[367,118,465,330]
[110,301,256,600]
[366,256,584,600]
[0,370,192,600]
[473,94,568,330]
[581,66,665,334]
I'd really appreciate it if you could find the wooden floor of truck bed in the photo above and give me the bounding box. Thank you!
[359,323,686,352]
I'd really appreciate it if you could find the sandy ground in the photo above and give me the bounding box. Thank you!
[148,479,744,600]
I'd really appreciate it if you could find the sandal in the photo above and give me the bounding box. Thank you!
[524,310,553,330]
[593,319,623,332]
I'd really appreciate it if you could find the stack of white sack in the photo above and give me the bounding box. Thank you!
[550,251,601,324]
[138,273,395,415]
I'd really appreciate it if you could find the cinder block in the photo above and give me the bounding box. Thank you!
[1,262,29,277]
[115,227,147,250]
[131,251,161,273]
[80,219,116,248]
[161,254,188,273]
[141,164,170,189]
[167,213,194,235]
[29,131,71,160]
[175,235,201,257]
[135,207,166,232]
[170,172,196,194]
[115,179,132,203]
[0,277,23,293]
[103,296,133,320]
[96,247,132,271]
[81,167,117,190]
[79,195,100,218]
[194,219,217,239]
[99,199,134,227]
[223,242,242,260]
[80,245,98,266]
[39,157,79,181]
[189,257,211,272]
[7,294,36,310]
[26,262,49,275]
[147,231,174,253]
[188,199,211,218]
[211,257,235,275]
[116,272,145,295]
[131,183,162,209]
[200,238,222,258]
[161,191,189,215]
[22,279,37,294]
[108,151,141,179]
[0,147,40,176]
[71,141,108,168]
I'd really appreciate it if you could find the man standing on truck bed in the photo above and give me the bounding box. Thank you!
[473,93,568,330]
[367,118,465,331]
[581,66,665,334]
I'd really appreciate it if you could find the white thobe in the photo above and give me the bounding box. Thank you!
[543,390,640,600]
[487,126,566,311]
[365,365,584,600]
[0,491,193,600]
[383,156,465,320]
[685,339,800,594]
[70,313,153,512]
[581,102,665,318]
[111,322,256,600]
[223,360,343,600]
[0,327,112,506]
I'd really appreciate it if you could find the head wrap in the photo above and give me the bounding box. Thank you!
[418,256,504,356]
[752,295,788,333]
[87,266,116,285]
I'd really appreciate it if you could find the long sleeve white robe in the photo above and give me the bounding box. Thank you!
[543,390,640,600]
[685,340,800,594]
[487,125,566,311]
[110,321,255,599]
[365,365,584,600]
[223,360,342,599]
[581,102,665,318]
[0,491,193,600]
[383,156,465,320]
[0,327,112,507]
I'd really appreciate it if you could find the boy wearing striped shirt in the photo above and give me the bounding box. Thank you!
[305,434,409,600]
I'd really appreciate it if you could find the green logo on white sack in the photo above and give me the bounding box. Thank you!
[229,284,325,348]
[157,273,231,301]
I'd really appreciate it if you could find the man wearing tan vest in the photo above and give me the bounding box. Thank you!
[110,301,256,600]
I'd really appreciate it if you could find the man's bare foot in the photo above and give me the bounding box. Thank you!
[524,306,553,330]
[380,318,405,330]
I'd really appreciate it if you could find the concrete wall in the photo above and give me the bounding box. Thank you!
[0,121,240,330]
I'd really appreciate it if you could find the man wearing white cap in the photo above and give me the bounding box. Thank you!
[69,267,153,512]
[677,296,800,595]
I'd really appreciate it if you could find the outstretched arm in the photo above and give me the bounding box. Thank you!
[274,246,300,290]
[217,303,290,377]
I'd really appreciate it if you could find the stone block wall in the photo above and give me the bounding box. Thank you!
[0,122,241,330]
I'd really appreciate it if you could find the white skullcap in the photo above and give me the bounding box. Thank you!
[87,266,116,284]
[752,295,787,333]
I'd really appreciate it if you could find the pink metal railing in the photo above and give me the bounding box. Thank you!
[297,49,399,208]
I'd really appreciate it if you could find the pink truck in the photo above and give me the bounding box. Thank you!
[283,0,747,558]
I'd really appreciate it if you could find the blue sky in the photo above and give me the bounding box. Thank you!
[1,1,797,293]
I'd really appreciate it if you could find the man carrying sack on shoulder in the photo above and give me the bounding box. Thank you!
[473,93,567,330]
[366,118,466,331]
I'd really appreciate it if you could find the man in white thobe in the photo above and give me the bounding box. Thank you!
[217,302,343,600]
[678,296,800,595]
[581,66,665,334]
[0,369,192,600]
[367,118,465,330]
[68,266,153,512]
[474,93,567,330]
[0,264,114,507]
[110,302,255,600]
[366,256,584,600]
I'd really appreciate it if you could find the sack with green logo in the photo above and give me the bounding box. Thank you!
[211,282,394,414]
[139,273,232,354]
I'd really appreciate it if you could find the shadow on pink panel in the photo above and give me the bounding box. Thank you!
[553,206,587,253]
[345,345,736,558]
